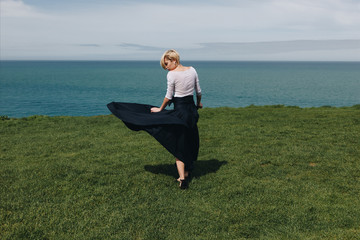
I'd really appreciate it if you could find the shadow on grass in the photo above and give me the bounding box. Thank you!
[144,159,227,180]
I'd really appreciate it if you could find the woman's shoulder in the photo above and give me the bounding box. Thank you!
[181,66,196,73]
[168,66,192,74]
[187,66,198,74]
[175,66,192,72]
[184,66,195,70]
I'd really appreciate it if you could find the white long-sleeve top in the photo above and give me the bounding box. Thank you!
[165,67,202,100]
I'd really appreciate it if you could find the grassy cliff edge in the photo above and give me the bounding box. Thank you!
[1,106,360,239]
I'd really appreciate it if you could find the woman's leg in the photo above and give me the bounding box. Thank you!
[176,158,189,189]
[176,158,186,180]
[176,158,189,180]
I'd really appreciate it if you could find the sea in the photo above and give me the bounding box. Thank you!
[0,61,359,118]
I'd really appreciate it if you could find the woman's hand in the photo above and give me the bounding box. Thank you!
[197,103,203,109]
[151,98,170,113]
[151,107,161,113]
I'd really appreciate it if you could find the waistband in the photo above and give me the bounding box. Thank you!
[172,95,194,105]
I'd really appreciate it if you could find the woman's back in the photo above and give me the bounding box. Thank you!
[166,67,201,99]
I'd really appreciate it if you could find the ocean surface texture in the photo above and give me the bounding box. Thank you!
[1,61,359,117]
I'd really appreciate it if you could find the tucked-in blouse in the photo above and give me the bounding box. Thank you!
[165,67,202,100]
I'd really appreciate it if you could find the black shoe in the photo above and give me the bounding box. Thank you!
[186,171,192,180]
[179,179,188,189]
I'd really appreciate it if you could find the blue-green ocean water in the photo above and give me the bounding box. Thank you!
[0,61,359,117]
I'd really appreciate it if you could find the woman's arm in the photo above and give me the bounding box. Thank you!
[196,95,203,109]
[193,68,202,109]
[151,97,171,113]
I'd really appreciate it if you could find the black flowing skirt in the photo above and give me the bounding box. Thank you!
[107,96,199,171]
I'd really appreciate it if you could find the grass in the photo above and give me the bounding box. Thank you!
[1,105,360,239]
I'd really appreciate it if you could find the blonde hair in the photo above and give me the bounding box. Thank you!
[160,49,180,69]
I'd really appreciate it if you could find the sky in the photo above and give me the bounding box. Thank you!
[1,0,360,61]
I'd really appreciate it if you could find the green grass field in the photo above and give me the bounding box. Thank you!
[1,106,360,239]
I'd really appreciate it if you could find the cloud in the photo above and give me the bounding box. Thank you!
[113,40,360,61]
[75,44,101,47]
[1,0,360,60]
[0,0,46,17]
[178,39,360,61]
[198,40,360,54]
[117,43,164,51]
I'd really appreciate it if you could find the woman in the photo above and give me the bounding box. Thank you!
[107,49,202,189]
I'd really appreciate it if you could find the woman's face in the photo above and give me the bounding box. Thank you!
[164,58,177,71]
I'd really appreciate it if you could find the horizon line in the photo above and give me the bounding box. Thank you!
[1,59,360,62]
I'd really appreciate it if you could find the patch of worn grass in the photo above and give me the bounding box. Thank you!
[1,106,360,239]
